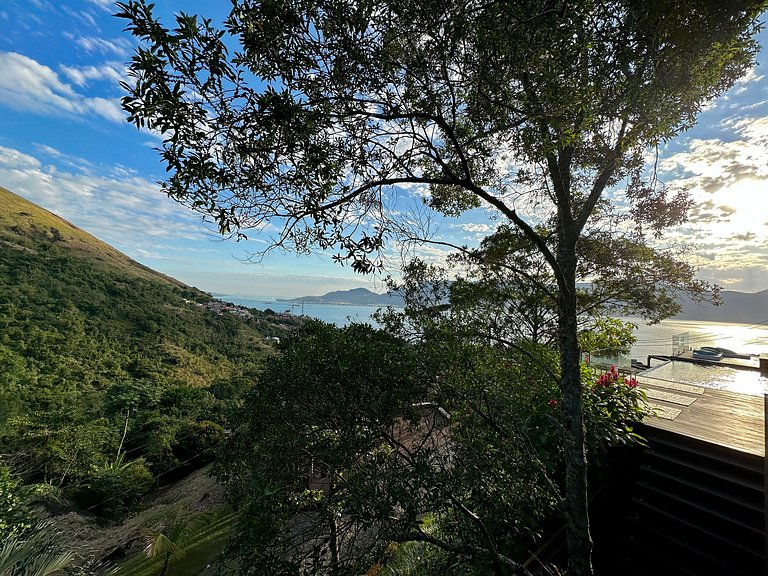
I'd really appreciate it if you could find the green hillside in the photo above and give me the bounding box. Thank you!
[0,186,297,524]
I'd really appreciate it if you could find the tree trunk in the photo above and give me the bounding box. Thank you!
[558,243,592,576]
[328,477,340,575]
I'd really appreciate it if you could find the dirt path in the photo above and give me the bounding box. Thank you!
[42,465,228,568]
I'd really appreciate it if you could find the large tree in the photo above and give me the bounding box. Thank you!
[117,1,765,573]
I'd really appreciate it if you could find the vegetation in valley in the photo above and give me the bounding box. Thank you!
[0,186,299,540]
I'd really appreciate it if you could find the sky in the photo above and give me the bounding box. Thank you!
[1,1,767,298]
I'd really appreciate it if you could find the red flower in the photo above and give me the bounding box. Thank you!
[625,377,638,388]
[548,399,558,407]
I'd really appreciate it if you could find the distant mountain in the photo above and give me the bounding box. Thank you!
[674,289,768,324]
[287,284,767,325]
[285,287,405,306]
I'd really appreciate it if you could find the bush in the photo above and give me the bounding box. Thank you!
[75,456,154,520]
[0,464,37,538]
[581,365,649,457]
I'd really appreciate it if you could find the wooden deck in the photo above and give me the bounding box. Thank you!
[639,374,765,457]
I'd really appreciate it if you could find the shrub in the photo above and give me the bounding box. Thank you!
[75,456,154,520]
[0,464,37,538]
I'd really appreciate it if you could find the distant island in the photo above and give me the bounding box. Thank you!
[280,287,405,307]
[277,286,768,324]
[674,289,768,324]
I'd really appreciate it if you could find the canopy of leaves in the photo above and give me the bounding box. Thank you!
[117,3,764,573]
[118,0,762,278]
[216,320,648,575]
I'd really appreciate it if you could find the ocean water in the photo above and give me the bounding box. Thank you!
[222,296,392,327]
[628,318,768,360]
[222,296,768,359]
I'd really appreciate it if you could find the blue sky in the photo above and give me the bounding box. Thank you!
[1,1,767,297]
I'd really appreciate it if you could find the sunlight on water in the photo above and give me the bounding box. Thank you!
[628,318,768,359]
[643,361,768,396]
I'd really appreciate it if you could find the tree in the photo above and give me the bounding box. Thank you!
[217,321,438,574]
[117,1,765,572]
[217,321,561,574]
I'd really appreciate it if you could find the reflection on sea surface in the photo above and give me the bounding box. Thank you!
[221,299,768,362]
[643,361,768,396]
[628,318,768,360]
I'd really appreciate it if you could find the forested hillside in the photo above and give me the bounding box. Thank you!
[0,186,298,525]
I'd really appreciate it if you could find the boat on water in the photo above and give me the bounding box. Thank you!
[692,346,724,361]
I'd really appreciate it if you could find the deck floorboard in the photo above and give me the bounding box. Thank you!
[640,382,765,457]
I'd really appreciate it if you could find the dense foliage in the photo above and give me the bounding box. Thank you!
[0,188,298,524]
[117,2,764,571]
[217,320,648,575]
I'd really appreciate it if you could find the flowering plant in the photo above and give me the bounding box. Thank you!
[580,364,650,457]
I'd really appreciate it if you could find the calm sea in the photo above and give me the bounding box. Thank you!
[628,318,768,360]
[223,296,391,327]
[223,296,768,359]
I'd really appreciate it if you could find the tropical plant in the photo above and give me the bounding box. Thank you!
[75,456,154,520]
[0,522,74,576]
[117,506,237,576]
[141,508,215,576]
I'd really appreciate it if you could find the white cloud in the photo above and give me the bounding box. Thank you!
[86,96,125,123]
[733,116,768,146]
[0,144,203,255]
[60,62,124,87]
[29,0,55,11]
[61,6,100,29]
[33,144,96,174]
[0,146,42,170]
[0,52,124,124]
[735,66,765,86]
[458,222,493,234]
[657,115,768,287]
[72,35,131,57]
[86,0,114,11]
[660,122,768,195]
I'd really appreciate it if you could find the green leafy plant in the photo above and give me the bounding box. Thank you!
[75,456,154,520]
[581,365,649,457]
[0,522,74,576]
[118,507,236,576]
[142,508,214,576]
[0,465,38,539]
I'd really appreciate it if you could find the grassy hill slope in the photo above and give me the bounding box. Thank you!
[0,186,298,525]
[0,186,178,284]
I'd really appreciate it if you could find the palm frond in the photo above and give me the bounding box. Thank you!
[0,522,75,576]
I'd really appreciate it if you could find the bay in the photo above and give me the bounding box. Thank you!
[628,318,768,360]
[222,296,391,326]
[222,296,768,359]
